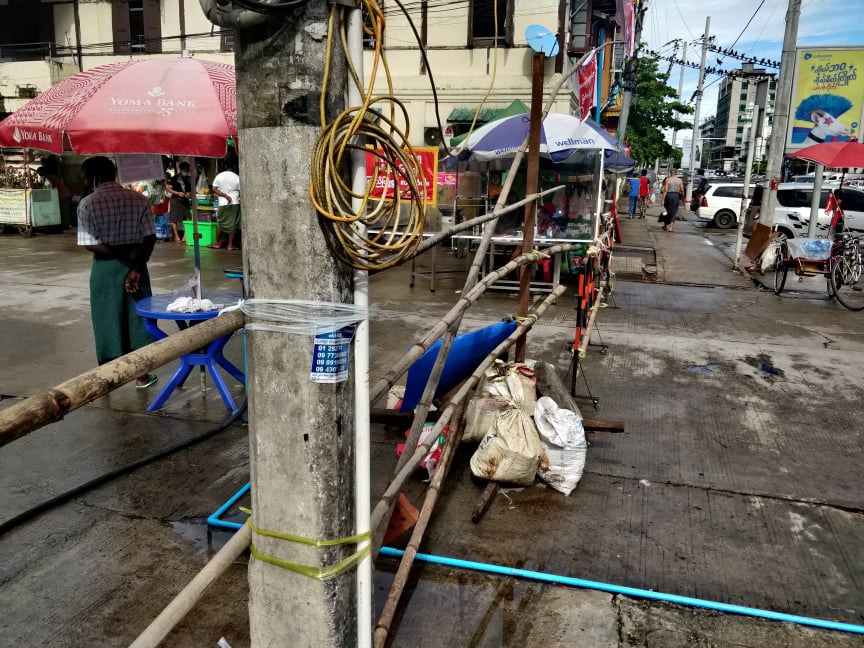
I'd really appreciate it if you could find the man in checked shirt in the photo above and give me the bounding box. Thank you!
[77,156,158,390]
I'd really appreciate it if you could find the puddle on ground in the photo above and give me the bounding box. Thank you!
[742,353,786,378]
[687,363,720,374]
[375,559,551,646]
[169,519,240,556]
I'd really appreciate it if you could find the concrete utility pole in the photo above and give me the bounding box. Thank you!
[686,16,710,202]
[759,0,802,227]
[235,4,358,646]
[734,104,760,268]
[668,40,686,173]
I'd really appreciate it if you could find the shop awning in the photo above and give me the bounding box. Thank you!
[449,99,530,147]
[446,106,501,123]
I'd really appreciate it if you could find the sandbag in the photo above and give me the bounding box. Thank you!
[463,361,536,443]
[534,396,587,496]
[469,406,543,485]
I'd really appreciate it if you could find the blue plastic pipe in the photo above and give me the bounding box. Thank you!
[596,26,605,123]
[206,481,249,531]
[379,547,864,635]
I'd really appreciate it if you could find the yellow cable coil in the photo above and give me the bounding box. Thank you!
[310,1,425,271]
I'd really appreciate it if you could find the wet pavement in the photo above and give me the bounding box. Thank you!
[0,216,863,647]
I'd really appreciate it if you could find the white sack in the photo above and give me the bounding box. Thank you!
[534,396,587,496]
[470,405,543,485]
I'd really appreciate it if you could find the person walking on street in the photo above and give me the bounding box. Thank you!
[660,169,684,232]
[627,173,640,218]
[210,160,241,250]
[167,161,192,243]
[638,169,650,218]
[76,156,158,390]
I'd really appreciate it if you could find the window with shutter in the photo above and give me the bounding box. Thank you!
[112,0,132,55]
[468,0,513,48]
[143,0,162,54]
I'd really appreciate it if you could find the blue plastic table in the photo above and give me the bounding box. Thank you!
[135,291,244,412]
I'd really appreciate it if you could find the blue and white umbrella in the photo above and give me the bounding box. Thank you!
[460,112,623,163]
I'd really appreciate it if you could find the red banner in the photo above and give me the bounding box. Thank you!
[577,51,598,123]
[366,146,438,205]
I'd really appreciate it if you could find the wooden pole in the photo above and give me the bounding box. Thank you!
[130,524,252,648]
[515,52,546,362]
[0,310,244,448]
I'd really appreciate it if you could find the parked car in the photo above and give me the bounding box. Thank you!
[743,182,864,239]
[695,182,754,229]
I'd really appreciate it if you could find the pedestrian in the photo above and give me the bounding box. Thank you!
[627,172,640,218]
[638,169,650,218]
[167,161,192,243]
[76,156,158,390]
[209,160,241,250]
[660,169,684,232]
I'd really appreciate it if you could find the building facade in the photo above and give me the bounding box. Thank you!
[0,0,233,117]
[1,0,629,147]
[712,64,776,172]
[360,0,628,147]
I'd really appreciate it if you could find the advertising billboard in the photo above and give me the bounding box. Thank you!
[788,47,864,151]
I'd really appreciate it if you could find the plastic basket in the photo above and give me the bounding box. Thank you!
[182,221,217,247]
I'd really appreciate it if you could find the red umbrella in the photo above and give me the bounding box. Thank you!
[0,58,236,157]
[787,141,864,168]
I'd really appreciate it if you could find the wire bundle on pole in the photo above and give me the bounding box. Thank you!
[310,0,427,271]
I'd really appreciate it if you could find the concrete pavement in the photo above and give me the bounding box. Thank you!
[0,221,862,647]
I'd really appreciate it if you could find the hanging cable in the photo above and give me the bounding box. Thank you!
[310,0,426,271]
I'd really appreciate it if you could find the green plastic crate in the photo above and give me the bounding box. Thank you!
[182,221,217,247]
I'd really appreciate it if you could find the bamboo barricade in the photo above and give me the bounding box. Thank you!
[0,310,245,449]
[372,285,567,647]
[128,285,564,648]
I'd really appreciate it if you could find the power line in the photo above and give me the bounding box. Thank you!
[727,0,766,51]
[672,0,695,39]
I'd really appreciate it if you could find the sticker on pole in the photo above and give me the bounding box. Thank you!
[310,326,356,383]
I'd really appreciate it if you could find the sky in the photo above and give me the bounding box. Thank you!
[641,0,864,146]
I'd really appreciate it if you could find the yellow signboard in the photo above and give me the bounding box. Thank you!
[0,189,27,225]
[788,47,864,150]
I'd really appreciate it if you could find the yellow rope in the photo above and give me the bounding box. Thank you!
[239,508,372,580]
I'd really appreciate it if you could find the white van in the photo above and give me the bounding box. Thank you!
[695,182,753,229]
[744,182,864,239]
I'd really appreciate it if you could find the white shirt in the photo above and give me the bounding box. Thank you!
[212,171,240,207]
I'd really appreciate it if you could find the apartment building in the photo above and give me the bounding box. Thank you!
[713,63,776,171]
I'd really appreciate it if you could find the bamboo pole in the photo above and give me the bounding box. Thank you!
[0,310,245,448]
[369,243,572,406]
[370,285,567,554]
[372,285,567,647]
[372,402,468,648]
[129,524,252,648]
[412,186,564,256]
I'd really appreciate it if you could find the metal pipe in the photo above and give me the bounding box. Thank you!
[378,548,864,636]
[0,310,245,448]
[346,4,373,646]
[807,163,825,238]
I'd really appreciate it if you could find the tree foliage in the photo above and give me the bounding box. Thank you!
[627,56,693,165]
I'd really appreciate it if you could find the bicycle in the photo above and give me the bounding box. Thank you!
[828,233,864,310]
[772,232,864,310]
